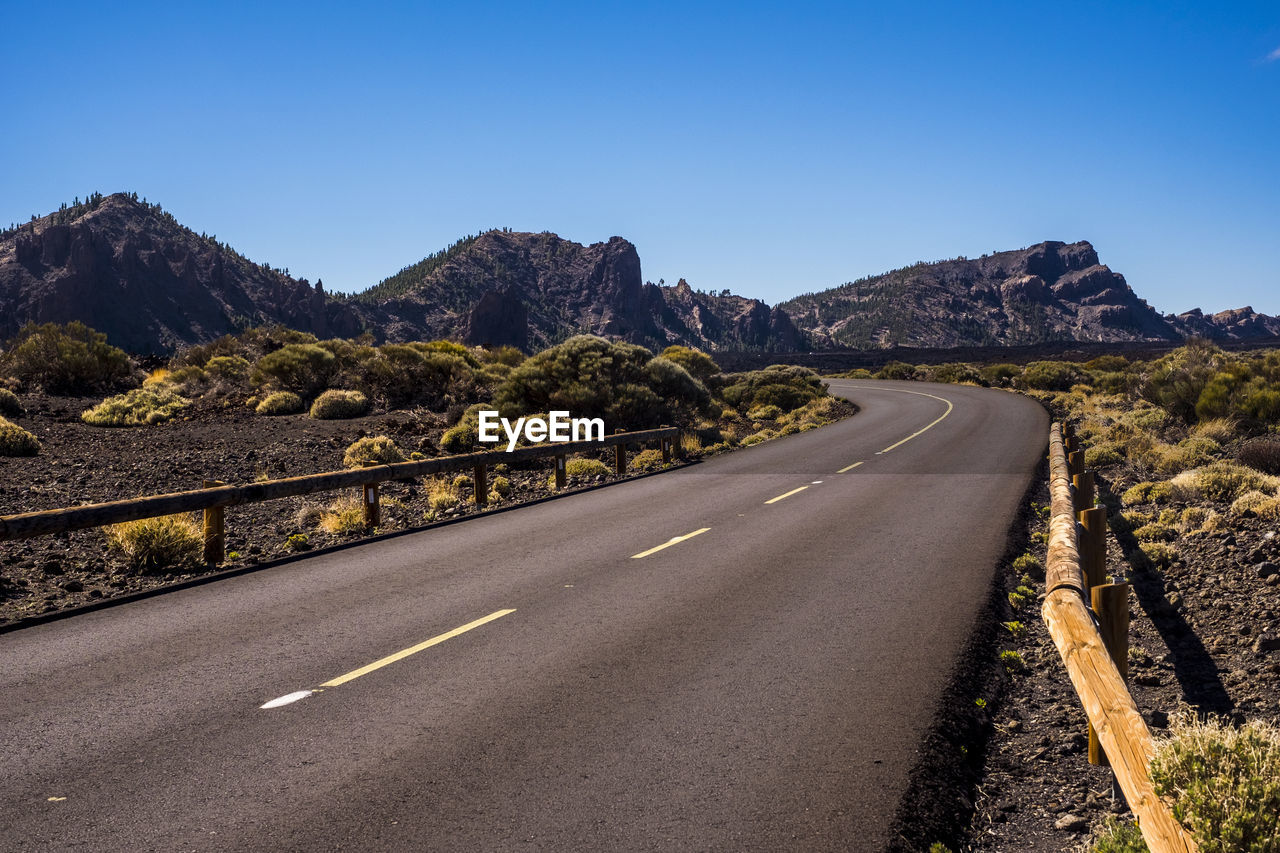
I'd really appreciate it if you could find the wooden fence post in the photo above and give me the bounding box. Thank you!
[473,462,487,507]
[1089,582,1131,766]
[1073,470,1095,513]
[1077,506,1108,591]
[614,429,626,476]
[554,453,566,490]
[361,462,379,531]
[202,480,225,565]
[661,432,672,464]
[1068,449,1084,479]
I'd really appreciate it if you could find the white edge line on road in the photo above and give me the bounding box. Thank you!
[826,383,955,455]
[260,690,316,709]
[764,485,809,505]
[631,527,711,559]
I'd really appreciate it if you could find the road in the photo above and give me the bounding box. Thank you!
[0,380,1047,852]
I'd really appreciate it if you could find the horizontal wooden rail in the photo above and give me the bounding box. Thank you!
[1042,423,1197,853]
[0,426,679,542]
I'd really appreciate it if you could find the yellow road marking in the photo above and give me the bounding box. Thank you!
[765,485,809,504]
[319,609,516,688]
[828,383,954,455]
[47,797,66,802]
[631,527,710,559]
[837,461,864,473]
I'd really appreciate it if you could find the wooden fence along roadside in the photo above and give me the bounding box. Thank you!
[1043,422,1198,853]
[0,427,679,564]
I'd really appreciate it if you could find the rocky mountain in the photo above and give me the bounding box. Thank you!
[780,241,1172,348]
[350,229,804,352]
[780,240,1280,349]
[0,193,364,354]
[3,194,1275,357]
[0,197,802,355]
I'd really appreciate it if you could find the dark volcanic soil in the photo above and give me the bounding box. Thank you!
[966,473,1280,850]
[0,394,686,626]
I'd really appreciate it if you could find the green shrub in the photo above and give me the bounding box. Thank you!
[1011,553,1044,579]
[1139,542,1177,568]
[928,362,983,384]
[1003,620,1027,640]
[717,365,823,414]
[0,321,135,393]
[255,390,304,416]
[285,532,312,551]
[1088,817,1149,852]
[252,343,337,395]
[1086,443,1125,467]
[567,458,611,479]
[1150,714,1280,852]
[495,336,711,429]
[1008,591,1026,609]
[741,430,774,446]
[81,387,191,426]
[478,345,526,367]
[204,355,252,386]
[490,475,512,497]
[1134,523,1176,542]
[632,448,665,470]
[105,514,202,573]
[1021,361,1082,391]
[356,344,476,407]
[1170,462,1280,503]
[874,361,917,381]
[1000,650,1024,672]
[0,416,41,456]
[659,345,720,383]
[343,435,406,468]
[1230,490,1272,516]
[1086,355,1131,373]
[0,388,22,417]
[309,389,368,420]
[980,363,1021,386]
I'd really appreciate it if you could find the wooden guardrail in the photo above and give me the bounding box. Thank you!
[1042,422,1197,853]
[0,426,680,564]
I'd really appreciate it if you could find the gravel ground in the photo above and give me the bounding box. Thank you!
[0,393,693,626]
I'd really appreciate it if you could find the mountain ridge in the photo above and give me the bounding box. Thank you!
[1,192,1276,355]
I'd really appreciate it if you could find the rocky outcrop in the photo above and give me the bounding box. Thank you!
[0,194,363,354]
[1172,307,1280,340]
[780,241,1195,349]
[359,232,805,352]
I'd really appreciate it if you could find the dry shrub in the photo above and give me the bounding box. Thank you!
[1230,490,1273,516]
[81,387,190,426]
[1192,417,1238,443]
[105,514,202,573]
[319,496,365,534]
[427,479,460,511]
[1238,438,1280,476]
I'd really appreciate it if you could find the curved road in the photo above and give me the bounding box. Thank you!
[0,381,1046,851]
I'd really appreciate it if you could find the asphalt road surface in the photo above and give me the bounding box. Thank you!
[0,380,1047,852]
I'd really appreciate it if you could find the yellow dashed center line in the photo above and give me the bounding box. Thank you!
[631,527,711,559]
[319,609,516,688]
[837,461,864,474]
[764,486,809,505]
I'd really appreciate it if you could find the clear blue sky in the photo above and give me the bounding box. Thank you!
[3,1,1278,315]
